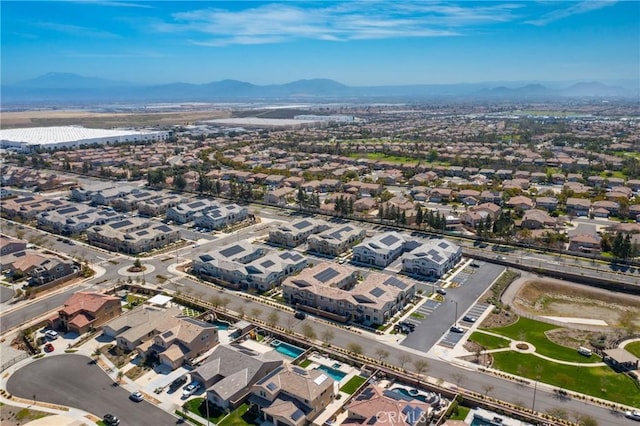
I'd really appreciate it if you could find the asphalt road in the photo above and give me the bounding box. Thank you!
[6,354,179,425]
[0,286,15,304]
[0,286,80,333]
[401,262,504,352]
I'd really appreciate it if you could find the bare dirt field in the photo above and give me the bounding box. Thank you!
[512,279,640,329]
[1,110,230,129]
[0,403,51,426]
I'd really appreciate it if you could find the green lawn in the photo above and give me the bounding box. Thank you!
[625,341,640,358]
[492,352,640,407]
[299,359,312,368]
[183,398,227,423]
[469,332,511,350]
[410,312,426,320]
[218,403,256,426]
[449,405,470,421]
[340,375,367,394]
[485,317,601,363]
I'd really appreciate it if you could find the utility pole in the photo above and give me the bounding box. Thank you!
[452,300,458,326]
[532,378,538,413]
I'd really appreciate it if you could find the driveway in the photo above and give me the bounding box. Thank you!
[6,354,179,425]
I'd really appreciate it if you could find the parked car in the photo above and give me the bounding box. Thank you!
[463,315,476,323]
[130,391,144,402]
[294,311,307,320]
[44,343,54,352]
[103,413,120,426]
[436,288,447,295]
[182,382,201,399]
[169,375,188,392]
[626,410,640,421]
[44,330,59,340]
[450,326,464,333]
[398,321,415,331]
[470,262,480,268]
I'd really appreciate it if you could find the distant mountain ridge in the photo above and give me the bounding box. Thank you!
[2,73,638,104]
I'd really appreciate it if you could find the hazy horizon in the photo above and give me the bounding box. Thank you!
[2,1,639,87]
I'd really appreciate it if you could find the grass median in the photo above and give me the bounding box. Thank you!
[469,332,510,350]
[484,317,601,363]
[492,351,640,407]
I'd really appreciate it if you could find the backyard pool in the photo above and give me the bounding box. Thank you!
[271,340,305,359]
[390,387,428,402]
[315,365,347,382]
[212,320,231,330]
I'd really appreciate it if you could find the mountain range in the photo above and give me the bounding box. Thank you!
[2,72,638,105]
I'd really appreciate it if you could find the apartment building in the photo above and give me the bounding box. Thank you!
[193,203,248,230]
[352,232,406,267]
[402,239,462,278]
[307,224,366,256]
[268,218,330,248]
[283,263,415,325]
[37,205,124,235]
[166,199,220,224]
[86,218,180,254]
[137,193,185,217]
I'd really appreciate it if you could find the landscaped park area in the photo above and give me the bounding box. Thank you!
[465,277,640,408]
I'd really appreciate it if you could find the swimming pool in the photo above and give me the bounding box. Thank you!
[212,320,231,330]
[315,365,347,381]
[272,341,305,359]
[390,387,428,402]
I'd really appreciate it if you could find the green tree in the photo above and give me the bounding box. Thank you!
[173,173,187,191]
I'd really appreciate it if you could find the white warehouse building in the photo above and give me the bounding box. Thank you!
[0,126,170,153]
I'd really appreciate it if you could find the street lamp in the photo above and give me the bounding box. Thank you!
[532,377,539,413]
[451,300,458,326]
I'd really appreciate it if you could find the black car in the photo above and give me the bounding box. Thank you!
[294,311,307,320]
[436,288,447,295]
[399,321,415,331]
[103,413,120,426]
[169,375,188,391]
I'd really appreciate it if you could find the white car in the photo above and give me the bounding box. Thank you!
[182,382,201,398]
[44,330,59,340]
[129,391,144,402]
[626,410,640,421]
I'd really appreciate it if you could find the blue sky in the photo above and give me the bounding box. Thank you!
[2,1,638,86]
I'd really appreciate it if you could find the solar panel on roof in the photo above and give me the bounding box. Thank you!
[384,276,408,289]
[293,220,311,230]
[219,244,245,258]
[313,267,339,283]
[58,206,79,214]
[380,234,399,246]
[76,214,89,220]
[291,409,304,421]
[370,287,385,297]
[266,382,278,391]
[111,220,132,229]
[137,230,149,236]
[156,225,172,233]
[261,260,275,268]
[189,201,205,208]
[438,241,449,249]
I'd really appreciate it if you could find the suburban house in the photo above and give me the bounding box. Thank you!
[282,263,415,325]
[568,234,601,254]
[103,304,219,369]
[535,196,558,212]
[249,364,335,426]
[51,292,121,334]
[344,384,433,426]
[307,225,366,256]
[86,219,180,254]
[402,239,462,278]
[459,203,502,228]
[2,250,76,285]
[264,187,297,205]
[0,236,27,256]
[192,241,308,291]
[566,198,592,217]
[352,232,406,267]
[506,195,535,211]
[166,199,221,224]
[520,209,557,230]
[268,219,330,248]
[191,344,283,410]
[193,203,248,230]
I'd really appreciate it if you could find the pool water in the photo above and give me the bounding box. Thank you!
[273,342,305,359]
[315,365,347,381]
[391,387,427,402]
[212,321,230,330]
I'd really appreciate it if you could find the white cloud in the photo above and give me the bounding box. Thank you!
[36,22,120,38]
[526,0,617,26]
[152,2,521,46]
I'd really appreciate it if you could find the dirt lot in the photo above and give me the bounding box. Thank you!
[512,279,640,329]
[1,110,230,129]
[0,404,51,426]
